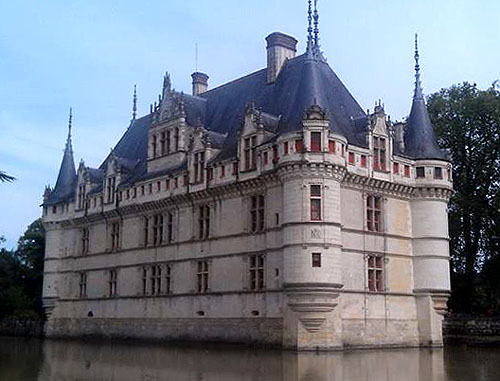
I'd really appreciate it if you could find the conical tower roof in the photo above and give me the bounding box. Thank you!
[404,35,446,160]
[46,109,77,205]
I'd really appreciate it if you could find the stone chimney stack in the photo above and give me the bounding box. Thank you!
[266,32,298,83]
[393,122,405,152]
[191,72,209,96]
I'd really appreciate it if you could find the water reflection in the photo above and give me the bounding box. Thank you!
[1,337,500,380]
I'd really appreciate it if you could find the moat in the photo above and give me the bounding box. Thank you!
[1,337,500,380]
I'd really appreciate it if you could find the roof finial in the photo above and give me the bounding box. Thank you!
[132,85,137,120]
[414,33,424,99]
[65,107,73,153]
[307,0,313,52]
[313,0,320,48]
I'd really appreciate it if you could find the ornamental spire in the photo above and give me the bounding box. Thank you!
[307,0,313,52]
[414,33,424,100]
[66,107,73,152]
[313,0,320,48]
[132,85,137,120]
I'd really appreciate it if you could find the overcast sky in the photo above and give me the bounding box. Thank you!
[1,0,499,248]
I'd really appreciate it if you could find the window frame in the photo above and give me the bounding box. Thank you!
[367,255,384,292]
[310,185,322,221]
[196,260,209,293]
[366,195,382,232]
[249,254,265,291]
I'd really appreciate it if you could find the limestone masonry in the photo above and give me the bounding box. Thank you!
[42,3,453,350]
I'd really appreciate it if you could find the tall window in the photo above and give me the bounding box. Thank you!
[366,195,382,232]
[166,131,171,154]
[77,184,86,210]
[393,162,400,175]
[160,132,165,155]
[143,216,149,246]
[165,264,172,294]
[348,152,355,165]
[328,140,336,154]
[108,269,117,297]
[79,273,87,298]
[166,212,174,244]
[250,195,265,233]
[244,136,257,170]
[142,267,148,295]
[110,222,120,251]
[373,136,386,171]
[404,165,410,178]
[106,176,116,204]
[81,228,89,255]
[295,139,303,153]
[367,255,384,292]
[249,254,265,290]
[361,155,367,168]
[310,132,322,152]
[151,265,162,295]
[312,253,322,267]
[283,141,289,155]
[198,205,210,239]
[310,185,322,221]
[152,214,164,246]
[174,128,179,151]
[434,167,443,180]
[194,152,205,183]
[197,261,209,293]
[152,135,157,159]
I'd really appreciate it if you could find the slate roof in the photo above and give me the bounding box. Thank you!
[45,136,77,206]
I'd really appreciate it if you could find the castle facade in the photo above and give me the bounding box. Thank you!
[42,4,452,350]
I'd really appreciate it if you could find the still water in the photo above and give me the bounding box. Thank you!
[1,337,500,381]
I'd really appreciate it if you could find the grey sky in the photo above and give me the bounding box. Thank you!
[1,0,499,248]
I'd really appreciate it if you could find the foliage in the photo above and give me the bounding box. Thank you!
[0,219,45,321]
[428,81,500,314]
[0,170,15,183]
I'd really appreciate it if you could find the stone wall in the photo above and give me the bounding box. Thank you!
[443,316,500,345]
[0,318,44,338]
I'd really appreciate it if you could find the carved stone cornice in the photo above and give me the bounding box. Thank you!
[343,173,414,199]
[277,162,346,182]
[412,186,453,201]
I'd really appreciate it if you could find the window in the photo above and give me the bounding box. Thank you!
[81,228,89,255]
[373,137,386,171]
[434,167,443,180]
[110,222,120,251]
[183,174,188,186]
[166,212,174,244]
[79,273,87,298]
[220,165,225,178]
[150,265,162,295]
[148,183,153,194]
[295,139,303,153]
[106,176,116,204]
[393,162,399,175]
[250,195,265,233]
[52,205,57,214]
[194,151,205,183]
[416,167,425,179]
[310,185,322,221]
[165,264,172,294]
[174,178,178,188]
[244,136,257,170]
[312,253,322,268]
[283,141,289,155]
[157,181,161,192]
[160,132,166,155]
[77,184,86,210]
[249,254,265,290]
[141,185,145,195]
[198,205,210,239]
[272,145,279,162]
[328,140,336,154]
[166,131,171,154]
[348,152,355,165]
[126,189,130,199]
[152,214,164,246]
[174,128,179,151]
[166,178,170,190]
[263,151,269,165]
[404,165,410,178]
[310,132,322,152]
[142,267,148,295]
[366,195,382,232]
[143,216,149,246]
[152,135,157,159]
[361,155,367,168]
[367,255,384,292]
[197,261,209,293]
[207,168,213,181]
[108,269,117,297]
[232,162,238,176]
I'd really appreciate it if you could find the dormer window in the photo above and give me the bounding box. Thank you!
[77,184,86,210]
[106,176,116,204]
[194,151,205,183]
[311,132,322,152]
[244,136,257,170]
[373,136,386,171]
[152,135,157,159]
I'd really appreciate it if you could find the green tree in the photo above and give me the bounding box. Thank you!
[427,82,500,314]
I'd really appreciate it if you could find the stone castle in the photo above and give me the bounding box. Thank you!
[42,2,453,350]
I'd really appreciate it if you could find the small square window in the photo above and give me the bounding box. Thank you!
[416,167,425,179]
[328,140,336,154]
[348,152,355,164]
[312,253,322,268]
[434,167,443,179]
[361,155,367,168]
[393,162,399,175]
[404,165,410,178]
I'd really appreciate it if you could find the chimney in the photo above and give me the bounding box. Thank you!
[394,122,405,152]
[191,72,209,96]
[266,32,298,83]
